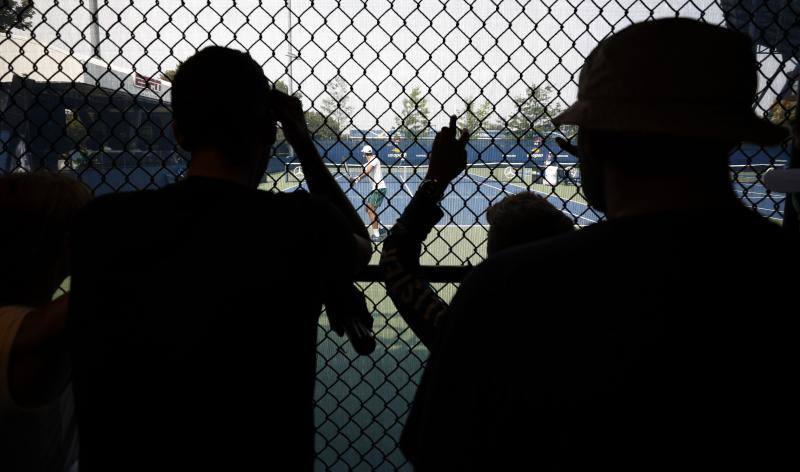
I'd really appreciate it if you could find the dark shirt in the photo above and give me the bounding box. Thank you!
[380,188,449,349]
[69,177,356,471]
[401,206,797,471]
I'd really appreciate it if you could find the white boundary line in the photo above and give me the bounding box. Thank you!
[279,172,784,225]
[469,177,600,224]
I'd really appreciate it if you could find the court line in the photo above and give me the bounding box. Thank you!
[282,174,785,225]
[370,172,600,224]
[463,176,600,224]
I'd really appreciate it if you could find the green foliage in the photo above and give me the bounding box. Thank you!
[273,79,289,94]
[506,84,563,138]
[65,110,86,146]
[304,109,341,141]
[395,86,430,138]
[0,0,33,33]
[267,80,340,141]
[160,68,177,82]
[319,75,352,137]
[457,96,493,133]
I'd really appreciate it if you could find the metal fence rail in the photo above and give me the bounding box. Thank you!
[1,1,797,470]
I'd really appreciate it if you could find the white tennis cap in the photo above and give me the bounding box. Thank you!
[362,145,374,154]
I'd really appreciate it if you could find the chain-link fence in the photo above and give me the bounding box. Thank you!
[1,1,797,470]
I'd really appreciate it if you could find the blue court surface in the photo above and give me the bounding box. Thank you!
[284,165,785,227]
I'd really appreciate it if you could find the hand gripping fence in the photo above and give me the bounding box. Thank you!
[1,1,796,470]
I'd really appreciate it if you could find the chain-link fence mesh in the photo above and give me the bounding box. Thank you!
[2,1,797,470]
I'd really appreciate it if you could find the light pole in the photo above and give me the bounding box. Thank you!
[286,0,296,159]
[87,0,101,60]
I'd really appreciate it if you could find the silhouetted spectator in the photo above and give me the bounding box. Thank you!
[401,19,796,471]
[381,117,573,348]
[68,47,371,472]
[0,172,89,472]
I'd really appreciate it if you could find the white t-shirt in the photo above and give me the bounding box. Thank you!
[367,155,387,190]
[0,305,78,472]
[544,165,559,186]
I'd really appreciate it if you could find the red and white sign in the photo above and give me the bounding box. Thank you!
[134,72,162,92]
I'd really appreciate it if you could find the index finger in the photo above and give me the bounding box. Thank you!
[449,115,458,138]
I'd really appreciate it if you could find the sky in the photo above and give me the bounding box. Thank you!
[15,0,796,131]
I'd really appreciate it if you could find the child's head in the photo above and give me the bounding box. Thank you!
[0,172,91,306]
[486,192,574,255]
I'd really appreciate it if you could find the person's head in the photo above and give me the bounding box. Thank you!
[171,46,277,183]
[576,131,736,212]
[362,144,374,161]
[0,172,91,307]
[552,18,787,214]
[486,192,574,255]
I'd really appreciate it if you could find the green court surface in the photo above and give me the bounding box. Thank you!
[368,224,489,266]
[315,281,456,471]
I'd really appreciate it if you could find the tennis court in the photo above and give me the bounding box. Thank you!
[265,159,786,265]
[282,160,600,223]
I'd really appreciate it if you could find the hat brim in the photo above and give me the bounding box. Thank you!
[552,100,789,146]
[763,168,800,193]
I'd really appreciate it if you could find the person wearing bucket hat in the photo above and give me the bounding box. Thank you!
[401,18,797,472]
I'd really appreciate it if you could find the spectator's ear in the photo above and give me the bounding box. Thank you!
[172,121,192,152]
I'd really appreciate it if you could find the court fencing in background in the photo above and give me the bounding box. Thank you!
[1,1,797,470]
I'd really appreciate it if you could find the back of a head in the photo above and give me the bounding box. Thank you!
[171,46,274,162]
[0,172,91,306]
[486,192,575,254]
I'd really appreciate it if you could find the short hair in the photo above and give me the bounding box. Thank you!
[0,172,91,305]
[486,192,574,254]
[171,46,274,161]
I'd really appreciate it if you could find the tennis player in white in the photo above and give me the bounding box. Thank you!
[351,144,387,242]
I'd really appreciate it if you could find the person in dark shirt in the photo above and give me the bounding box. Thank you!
[68,47,371,472]
[0,172,88,472]
[381,116,574,349]
[401,19,797,471]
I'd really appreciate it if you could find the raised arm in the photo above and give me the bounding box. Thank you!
[380,115,469,349]
[8,294,71,408]
[270,91,371,269]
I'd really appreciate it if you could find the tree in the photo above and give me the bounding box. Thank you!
[319,75,353,137]
[0,0,33,33]
[160,68,177,82]
[304,109,340,140]
[395,86,430,138]
[274,79,289,94]
[65,109,87,146]
[457,96,493,133]
[273,80,341,141]
[506,84,563,138]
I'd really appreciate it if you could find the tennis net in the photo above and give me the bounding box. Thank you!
[282,161,784,192]
[284,162,582,187]
[730,162,786,186]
